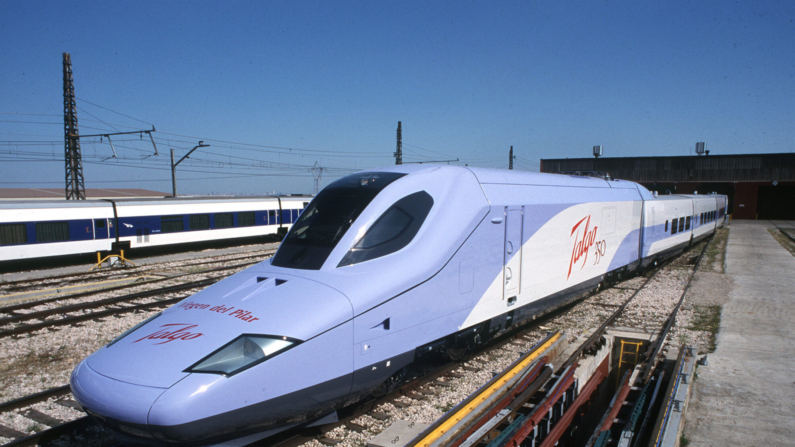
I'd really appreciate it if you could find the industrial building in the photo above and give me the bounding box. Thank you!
[540,152,795,220]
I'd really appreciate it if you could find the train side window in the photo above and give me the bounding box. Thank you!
[685,216,691,230]
[665,220,668,232]
[678,217,685,232]
[671,219,677,234]
[215,213,233,229]
[238,212,255,227]
[161,215,184,233]
[190,214,210,231]
[268,210,276,225]
[338,191,434,267]
[95,220,106,228]
[0,224,27,246]
[36,222,69,242]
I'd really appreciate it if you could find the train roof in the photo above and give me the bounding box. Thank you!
[0,196,313,210]
[0,200,112,209]
[108,196,312,206]
[369,164,644,190]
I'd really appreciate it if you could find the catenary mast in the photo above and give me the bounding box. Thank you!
[63,52,85,200]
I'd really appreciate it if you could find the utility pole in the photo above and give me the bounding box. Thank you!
[509,146,515,170]
[394,121,402,165]
[63,53,85,200]
[171,141,209,197]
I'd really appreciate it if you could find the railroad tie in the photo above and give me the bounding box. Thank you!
[431,380,453,388]
[0,423,27,440]
[404,391,425,400]
[318,437,342,446]
[391,401,410,409]
[19,408,64,427]
[369,412,390,421]
[345,422,368,432]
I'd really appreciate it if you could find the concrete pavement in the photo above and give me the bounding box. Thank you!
[685,220,795,446]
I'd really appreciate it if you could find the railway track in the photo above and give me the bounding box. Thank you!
[400,238,711,447]
[0,248,276,298]
[265,242,710,447]
[0,240,714,447]
[0,261,269,338]
[769,220,795,245]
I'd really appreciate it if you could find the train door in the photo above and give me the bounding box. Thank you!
[94,219,109,239]
[503,206,523,300]
[136,228,151,244]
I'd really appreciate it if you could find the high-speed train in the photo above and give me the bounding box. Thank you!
[0,196,310,263]
[70,165,728,446]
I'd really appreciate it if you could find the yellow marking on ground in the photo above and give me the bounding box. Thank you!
[414,332,562,447]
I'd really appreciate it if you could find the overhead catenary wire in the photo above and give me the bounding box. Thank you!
[74,96,154,126]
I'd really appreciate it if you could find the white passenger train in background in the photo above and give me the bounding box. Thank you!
[70,166,728,447]
[0,196,310,263]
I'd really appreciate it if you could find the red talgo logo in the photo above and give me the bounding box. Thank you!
[568,216,599,279]
[133,323,203,345]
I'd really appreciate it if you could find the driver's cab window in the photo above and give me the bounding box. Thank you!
[338,191,433,267]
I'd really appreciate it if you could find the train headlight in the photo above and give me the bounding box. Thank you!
[186,335,301,376]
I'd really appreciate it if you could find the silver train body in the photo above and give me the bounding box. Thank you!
[70,166,728,446]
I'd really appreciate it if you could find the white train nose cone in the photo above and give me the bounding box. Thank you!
[70,359,165,434]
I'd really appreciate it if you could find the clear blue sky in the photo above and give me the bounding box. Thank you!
[1,1,793,195]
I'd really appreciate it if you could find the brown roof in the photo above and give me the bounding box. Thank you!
[0,188,169,200]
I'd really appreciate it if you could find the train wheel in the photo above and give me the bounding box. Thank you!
[371,368,407,398]
[446,345,469,361]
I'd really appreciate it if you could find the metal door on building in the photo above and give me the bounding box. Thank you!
[503,206,523,299]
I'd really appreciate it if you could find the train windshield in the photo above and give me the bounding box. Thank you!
[271,172,406,270]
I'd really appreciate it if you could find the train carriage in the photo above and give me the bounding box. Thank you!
[70,166,728,447]
[0,201,115,261]
[0,196,310,263]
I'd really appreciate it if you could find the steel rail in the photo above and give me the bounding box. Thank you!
[0,293,197,337]
[0,277,218,326]
[769,220,795,245]
[0,260,259,313]
[560,266,663,372]
[0,386,71,414]
[266,333,562,447]
[0,416,94,447]
[406,332,562,447]
[641,235,712,383]
[407,242,710,447]
[0,248,275,291]
[267,248,694,447]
